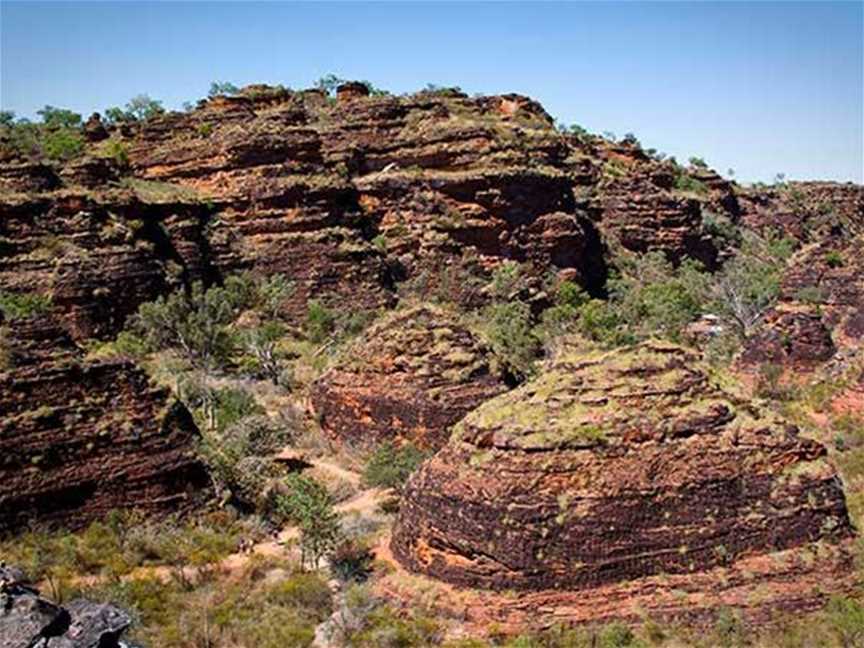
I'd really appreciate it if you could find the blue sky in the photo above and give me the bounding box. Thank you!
[1,1,861,183]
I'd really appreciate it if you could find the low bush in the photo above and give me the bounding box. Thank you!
[0,290,52,321]
[362,441,428,491]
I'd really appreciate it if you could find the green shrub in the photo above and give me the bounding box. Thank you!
[824,595,864,647]
[0,290,52,321]
[674,172,709,194]
[305,299,336,344]
[703,212,742,247]
[42,129,84,161]
[100,139,129,167]
[688,156,708,169]
[362,441,427,491]
[125,274,280,370]
[483,300,539,380]
[825,250,845,268]
[607,253,707,342]
[196,122,214,137]
[328,539,373,582]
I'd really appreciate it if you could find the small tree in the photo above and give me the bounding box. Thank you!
[208,81,240,97]
[37,105,82,129]
[706,232,792,340]
[126,94,165,121]
[483,300,539,380]
[273,475,342,569]
[239,321,287,384]
[315,73,346,96]
[688,156,708,169]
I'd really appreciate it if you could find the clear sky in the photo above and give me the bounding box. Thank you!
[1,1,861,183]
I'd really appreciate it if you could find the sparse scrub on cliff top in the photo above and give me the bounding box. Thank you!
[103,94,165,125]
[208,81,239,97]
[0,105,84,162]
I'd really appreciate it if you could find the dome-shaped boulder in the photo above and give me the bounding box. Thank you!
[391,341,853,590]
[310,304,509,449]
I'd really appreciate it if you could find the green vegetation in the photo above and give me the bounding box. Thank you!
[123,273,290,372]
[362,441,428,491]
[104,94,165,124]
[98,139,130,167]
[208,81,240,97]
[271,474,342,569]
[480,262,541,380]
[674,171,709,195]
[305,299,337,344]
[0,290,52,321]
[80,556,331,647]
[825,250,845,268]
[0,105,84,161]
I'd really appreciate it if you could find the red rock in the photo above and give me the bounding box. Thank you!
[392,342,853,592]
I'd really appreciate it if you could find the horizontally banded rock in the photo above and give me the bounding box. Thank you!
[0,564,133,648]
[0,322,208,531]
[392,341,853,591]
[738,181,863,242]
[310,305,508,449]
[742,232,864,368]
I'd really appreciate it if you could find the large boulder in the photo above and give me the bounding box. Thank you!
[0,565,131,648]
[310,305,509,449]
[392,341,854,591]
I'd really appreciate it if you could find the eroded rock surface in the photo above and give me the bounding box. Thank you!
[0,323,208,532]
[310,304,508,449]
[392,342,853,591]
[0,564,132,648]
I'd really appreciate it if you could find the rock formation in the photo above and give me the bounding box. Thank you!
[0,322,208,532]
[310,304,509,449]
[1,82,861,533]
[392,341,854,591]
[0,564,133,648]
[739,183,864,368]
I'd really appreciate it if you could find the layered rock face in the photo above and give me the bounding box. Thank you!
[310,305,508,449]
[740,184,864,367]
[0,323,208,532]
[0,564,133,648]
[392,342,853,591]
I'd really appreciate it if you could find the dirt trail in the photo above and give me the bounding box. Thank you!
[68,459,387,590]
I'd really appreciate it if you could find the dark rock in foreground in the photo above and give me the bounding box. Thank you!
[0,564,132,648]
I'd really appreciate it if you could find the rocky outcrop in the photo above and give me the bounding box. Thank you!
[310,305,509,449]
[392,342,853,591]
[0,322,208,532]
[738,181,863,242]
[0,564,132,648]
